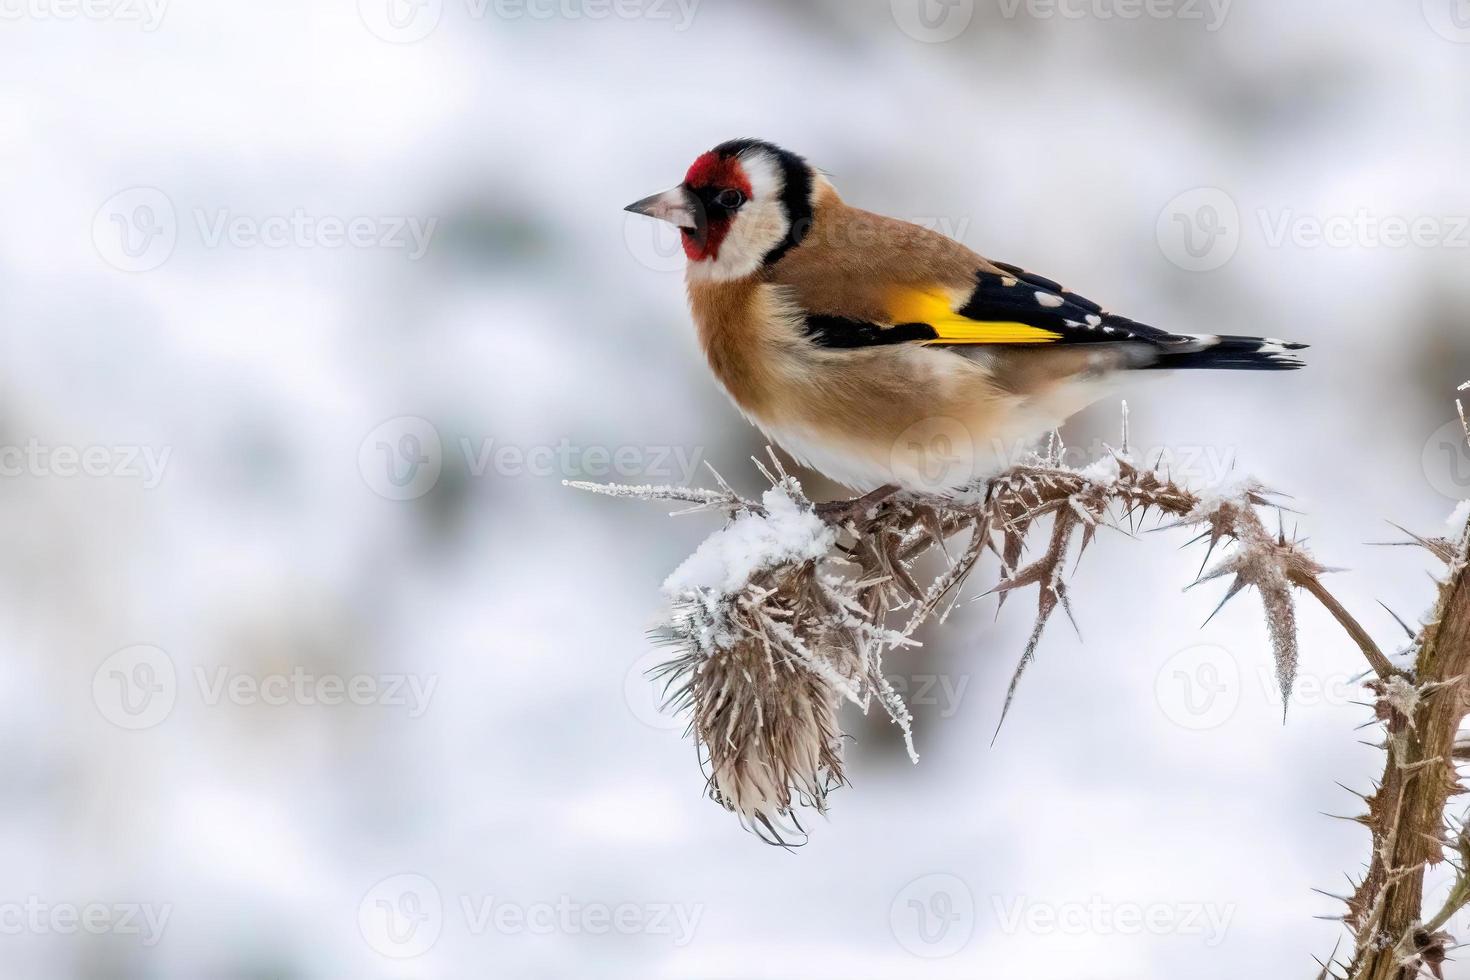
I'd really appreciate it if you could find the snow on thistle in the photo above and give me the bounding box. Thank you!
[575,458,919,844]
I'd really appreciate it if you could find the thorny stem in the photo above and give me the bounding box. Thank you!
[577,391,1470,972]
[1331,392,1470,980]
[1290,572,1399,682]
[1346,542,1470,980]
[815,484,900,523]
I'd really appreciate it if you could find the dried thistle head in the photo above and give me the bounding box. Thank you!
[662,591,849,843]
[652,477,889,843]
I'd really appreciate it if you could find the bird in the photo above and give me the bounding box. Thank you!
[625,138,1305,495]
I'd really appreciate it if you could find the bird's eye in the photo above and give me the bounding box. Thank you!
[715,189,746,210]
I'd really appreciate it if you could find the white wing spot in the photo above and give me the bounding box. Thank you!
[1035,291,1064,308]
[1184,333,1221,350]
[1086,314,1103,327]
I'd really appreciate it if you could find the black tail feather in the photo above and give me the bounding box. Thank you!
[1147,334,1308,372]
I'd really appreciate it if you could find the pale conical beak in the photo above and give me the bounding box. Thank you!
[624,185,703,233]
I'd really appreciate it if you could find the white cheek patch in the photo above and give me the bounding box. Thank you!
[686,149,791,283]
[742,150,782,202]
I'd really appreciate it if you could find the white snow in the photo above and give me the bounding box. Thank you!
[1078,455,1123,484]
[663,487,835,598]
[1184,479,1261,521]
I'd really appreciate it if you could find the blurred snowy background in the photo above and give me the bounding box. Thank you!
[1,0,1469,976]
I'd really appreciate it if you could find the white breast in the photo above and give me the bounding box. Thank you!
[752,422,907,493]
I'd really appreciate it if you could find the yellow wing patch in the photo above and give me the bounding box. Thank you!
[887,287,1061,345]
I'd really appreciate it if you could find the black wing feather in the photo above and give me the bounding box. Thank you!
[983,263,1187,345]
[798,263,1306,370]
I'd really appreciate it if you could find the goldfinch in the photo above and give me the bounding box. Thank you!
[626,139,1306,493]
